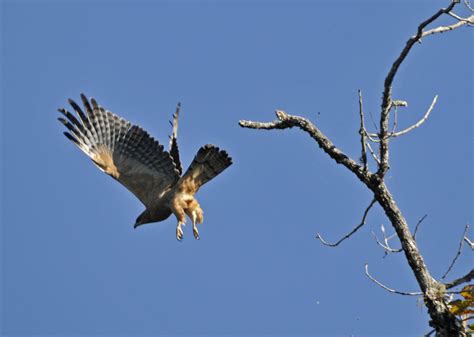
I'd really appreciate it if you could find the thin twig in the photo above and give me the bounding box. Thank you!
[413,214,428,240]
[446,11,474,24]
[358,90,368,172]
[445,269,474,289]
[372,215,428,255]
[390,107,398,135]
[465,0,474,12]
[368,110,379,132]
[391,95,438,138]
[364,263,423,296]
[423,14,474,36]
[316,199,376,247]
[365,132,381,143]
[371,229,402,254]
[440,224,470,280]
[464,236,474,249]
[365,141,380,165]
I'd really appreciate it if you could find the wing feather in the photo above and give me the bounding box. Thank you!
[59,94,180,208]
[168,102,183,175]
[79,94,100,145]
[176,144,232,195]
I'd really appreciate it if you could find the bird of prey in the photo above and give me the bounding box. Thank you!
[58,94,232,240]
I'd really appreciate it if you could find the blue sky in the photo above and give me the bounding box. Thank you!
[1,0,472,336]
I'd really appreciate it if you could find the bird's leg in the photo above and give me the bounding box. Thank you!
[171,201,187,241]
[185,199,204,240]
[184,207,198,239]
[176,220,185,241]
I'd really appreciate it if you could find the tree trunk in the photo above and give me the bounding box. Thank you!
[369,179,465,336]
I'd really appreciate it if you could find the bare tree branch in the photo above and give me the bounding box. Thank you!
[423,14,474,37]
[446,11,474,23]
[358,90,368,172]
[391,95,438,138]
[368,109,379,132]
[378,2,457,177]
[371,215,428,255]
[445,269,474,289]
[239,1,470,334]
[371,229,402,255]
[391,100,408,107]
[315,198,376,247]
[390,107,399,135]
[464,236,474,249]
[441,224,470,280]
[413,214,428,240]
[465,0,474,11]
[365,132,381,143]
[365,141,380,165]
[240,110,372,185]
[364,263,423,296]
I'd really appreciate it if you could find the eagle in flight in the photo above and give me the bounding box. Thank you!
[58,94,232,241]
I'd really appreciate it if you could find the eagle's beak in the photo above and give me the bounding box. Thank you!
[134,222,140,229]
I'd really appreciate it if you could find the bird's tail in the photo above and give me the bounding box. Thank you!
[177,144,232,194]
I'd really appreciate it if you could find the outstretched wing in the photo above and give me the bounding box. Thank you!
[58,94,180,208]
[176,144,232,195]
[168,102,182,175]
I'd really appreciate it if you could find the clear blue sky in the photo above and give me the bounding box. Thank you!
[1,1,472,336]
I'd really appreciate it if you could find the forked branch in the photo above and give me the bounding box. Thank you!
[378,2,457,176]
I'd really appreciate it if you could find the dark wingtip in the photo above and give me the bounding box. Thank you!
[68,98,81,110]
[63,131,79,145]
[226,153,233,166]
[90,97,99,109]
[80,93,92,110]
[221,149,233,166]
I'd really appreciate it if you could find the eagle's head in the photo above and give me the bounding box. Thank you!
[134,208,172,228]
[134,210,153,228]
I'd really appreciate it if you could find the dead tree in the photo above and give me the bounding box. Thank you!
[239,1,473,335]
